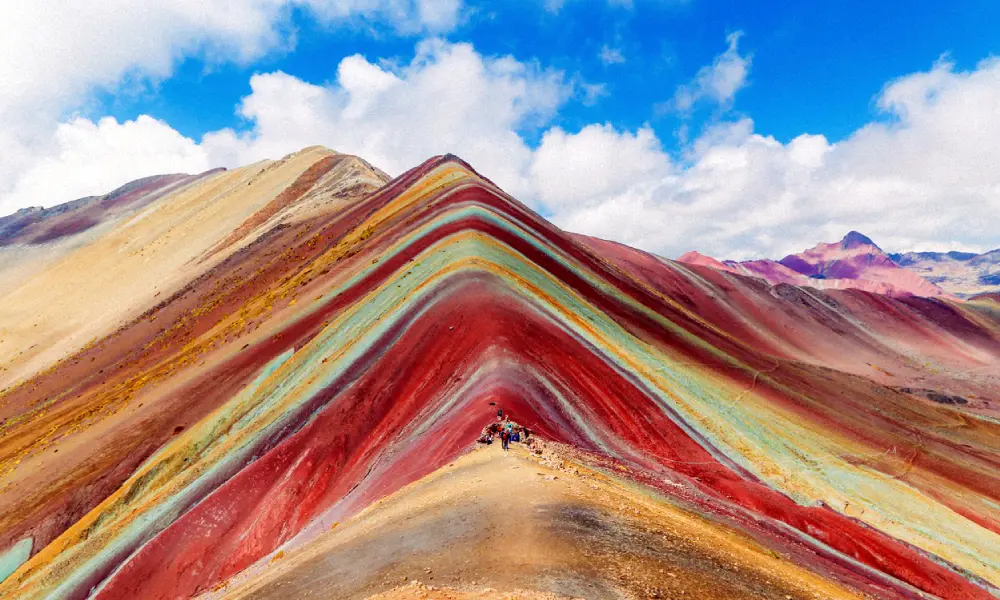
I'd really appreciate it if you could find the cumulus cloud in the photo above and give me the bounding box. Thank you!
[671,31,751,113]
[0,0,464,215]
[4,117,213,211]
[1,24,997,262]
[530,125,670,210]
[0,0,462,120]
[539,57,1000,259]
[203,39,572,198]
[415,0,465,31]
[205,37,1000,258]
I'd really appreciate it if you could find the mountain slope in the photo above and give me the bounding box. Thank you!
[680,232,948,298]
[892,248,1000,298]
[0,152,998,599]
[778,231,947,297]
[211,442,863,600]
[0,147,388,388]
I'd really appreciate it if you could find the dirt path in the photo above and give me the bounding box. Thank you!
[210,442,864,600]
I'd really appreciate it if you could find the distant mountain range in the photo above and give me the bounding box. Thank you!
[889,248,1000,298]
[680,231,1000,299]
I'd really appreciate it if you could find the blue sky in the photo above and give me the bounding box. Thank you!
[2,1,999,259]
[95,1,1000,149]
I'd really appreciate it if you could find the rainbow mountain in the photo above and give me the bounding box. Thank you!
[0,147,999,599]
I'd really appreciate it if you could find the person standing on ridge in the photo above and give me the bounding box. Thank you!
[503,416,516,451]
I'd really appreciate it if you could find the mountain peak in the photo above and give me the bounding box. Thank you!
[840,230,877,249]
[2,147,997,599]
[676,250,735,272]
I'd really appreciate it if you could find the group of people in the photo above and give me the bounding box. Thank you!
[477,407,530,451]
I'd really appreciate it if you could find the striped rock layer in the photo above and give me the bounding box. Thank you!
[0,151,999,599]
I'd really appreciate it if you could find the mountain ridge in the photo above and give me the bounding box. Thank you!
[681,231,956,298]
[0,149,998,599]
[891,248,1000,297]
[682,231,1000,299]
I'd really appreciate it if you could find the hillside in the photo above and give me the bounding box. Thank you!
[680,232,1000,300]
[0,147,388,388]
[0,150,998,600]
[891,248,1000,298]
[679,232,949,298]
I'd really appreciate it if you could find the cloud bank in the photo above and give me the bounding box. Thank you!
[0,0,464,213]
[1,13,998,261]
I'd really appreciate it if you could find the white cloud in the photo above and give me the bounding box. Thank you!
[202,39,571,200]
[1,29,998,263]
[415,0,465,31]
[672,31,751,113]
[303,0,465,33]
[530,124,670,211]
[599,45,626,65]
[4,117,212,211]
[537,57,1000,259]
[0,0,464,215]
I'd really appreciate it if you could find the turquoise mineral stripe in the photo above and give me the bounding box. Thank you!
[24,215,1000,597]
[314,231,1000,584]
[0,538,31,584]
[43,350,295,600]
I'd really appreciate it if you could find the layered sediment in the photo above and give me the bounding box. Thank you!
[0,150,998,599]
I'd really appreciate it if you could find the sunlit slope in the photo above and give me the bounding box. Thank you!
[211,443,864,600]
[0,153,998,599]
[0,146,386,388]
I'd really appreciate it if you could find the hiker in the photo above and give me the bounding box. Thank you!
[497,406,503,419]
[501,427,511,451]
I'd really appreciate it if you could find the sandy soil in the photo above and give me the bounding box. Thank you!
[365,581,581,599]
[210,441,863,600]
